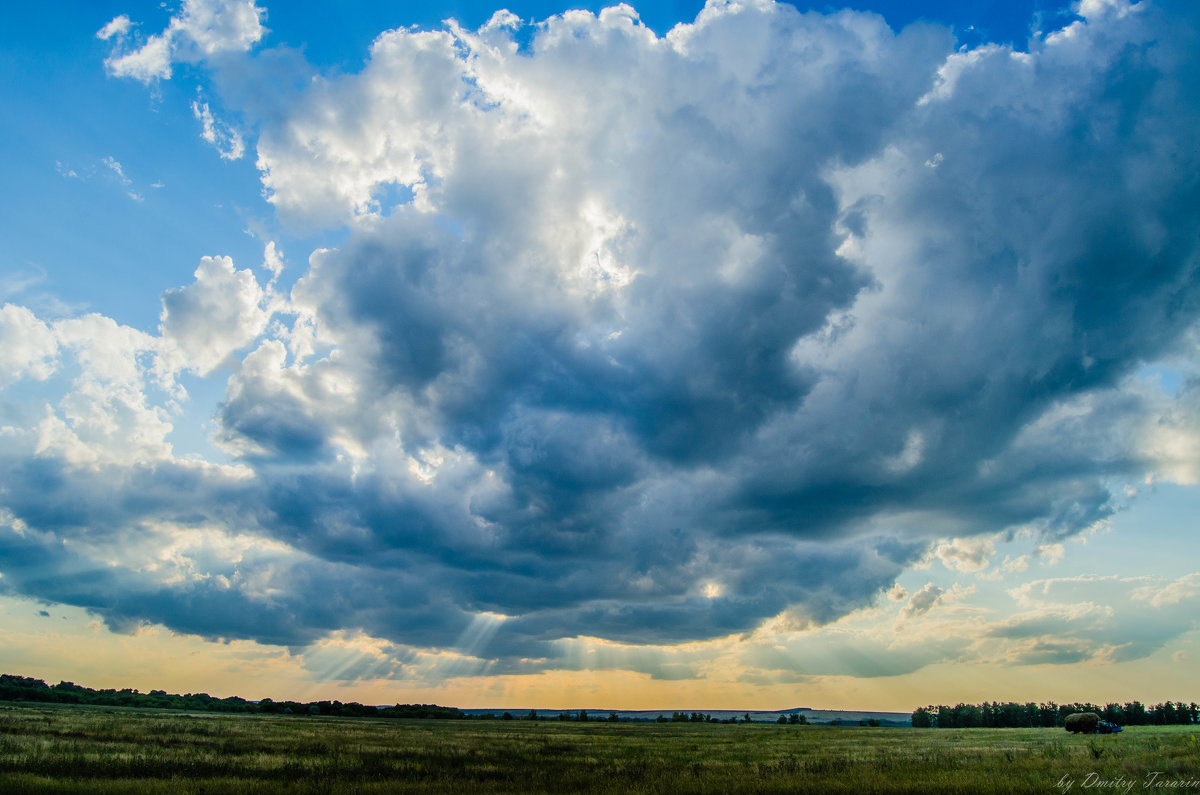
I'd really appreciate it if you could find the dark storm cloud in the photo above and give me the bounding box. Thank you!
[0,465,476,650]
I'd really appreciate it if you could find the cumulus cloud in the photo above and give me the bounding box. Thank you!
[731,570,1200,678]
[0,305,58,387]
[998,574,1200,667]
[900,583,945,620]
[101,0,266,82]
[160,255,268,375]
[261,241,284,280]
[1140,375,1200,484]
[999,541,1067,575]
[95,15,132,41]
[2,0,1200,680]
[1,251,273,468]
[34,314,176,466]
[1130,572,1200,608]
[935,537,997,573]
[997,574,1200,664]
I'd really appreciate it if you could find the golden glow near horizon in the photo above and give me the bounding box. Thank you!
[3,574,1196,713]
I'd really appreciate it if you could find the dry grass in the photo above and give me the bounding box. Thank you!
[1,702,1198,793]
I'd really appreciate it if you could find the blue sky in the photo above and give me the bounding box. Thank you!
[2,0,1200,710]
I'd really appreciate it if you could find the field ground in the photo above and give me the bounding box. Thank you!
[1,702,1198,793]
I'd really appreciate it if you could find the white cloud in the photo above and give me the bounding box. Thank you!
[990,572,1200,664]
[5,252,278,467]
[101,156,144,201]
[1140,378,1200,485]
[103,0,266,83]
[160,255,269,376]
[96,15,132,41]
[0,304,59,388]
[191,100,245,160]
[1077,0,1142,21]
[1131,572,1200,608]
[102,157,126,182]
[262,241,284,280]
[998,542,1067,575]
[176,0,266,56]
[35,314,175,465]
[253,26,466,224]
[900,583,945,620]
[104,30,173,82]
[1038,543,1065,565]
[935,536,997,573]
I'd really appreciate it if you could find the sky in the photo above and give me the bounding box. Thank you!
[1,0,1199,712]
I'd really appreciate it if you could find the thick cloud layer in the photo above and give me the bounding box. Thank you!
[4,0,1200,677]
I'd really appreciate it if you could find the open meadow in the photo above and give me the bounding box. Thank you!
[1,702,1198,793]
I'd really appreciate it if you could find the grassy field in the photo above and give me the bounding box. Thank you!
[1,702,1198,793]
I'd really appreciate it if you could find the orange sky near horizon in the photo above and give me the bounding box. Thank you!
[4,593,1196,713]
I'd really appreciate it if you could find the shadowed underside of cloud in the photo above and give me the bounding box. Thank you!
[2,0,1200,679]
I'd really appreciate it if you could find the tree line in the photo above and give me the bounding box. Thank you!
[483,710,609,721]
[0,674,464,720]
[654,712,807,724]
[475,711,810,724]
[911,700,1200,728]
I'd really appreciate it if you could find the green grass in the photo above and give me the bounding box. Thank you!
[1,703,1198,793]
